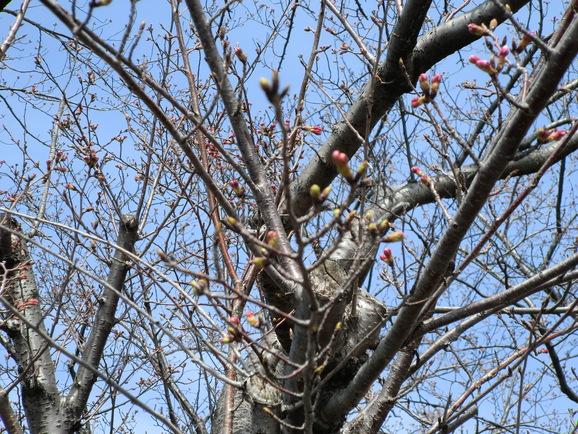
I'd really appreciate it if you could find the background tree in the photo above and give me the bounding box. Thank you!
[1,0,578,432]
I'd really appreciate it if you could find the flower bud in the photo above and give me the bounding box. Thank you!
[304,125,323,135]
[220,335,234,344]
[377,219,389,233]
[266,231,279,249]
[225,216,239,226]
[551,130,567,141]
[320,186,332,201]
[473,59,496,74]
[234,46,247,63]
[356,160,369,176]
[419,73,430,94]
[310,184,321,200]
[517,31,534,52]
[411,166,424,177]
[383,231,405,243]
[380,247,394,266]
[537,128,552,144]
[252,257,269,269]
[332,150,353,180]
[467,23,488,36]
[245,311,261,328]
[411,96,426,108]
[431,73,442,96]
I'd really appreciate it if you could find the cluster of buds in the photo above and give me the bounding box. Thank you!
[469,42,509,75]
[83,149,99,168]
[366,213,390,236]
[382,231,404,243]
[228,180,246,199]
[411,166,431,185]
[266,230,279,249]
[331,150,368,183]
[221,316,243,344]
[467,17,499,36]
[379,247,394,266]
[47,150,68,170]
[310,184,332,204]
[245,310,261,328]
[537,128,566,144]
[55,150,67,163]
[257,122,277,137]
[468,19,536,75]
[411,73,442,108]
[469,55,496,75]
[16,298,38,311]
[303,125,323,135]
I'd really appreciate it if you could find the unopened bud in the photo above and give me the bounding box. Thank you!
[383,231,405,243]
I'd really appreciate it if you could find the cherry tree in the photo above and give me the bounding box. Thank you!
[0,0,577,432]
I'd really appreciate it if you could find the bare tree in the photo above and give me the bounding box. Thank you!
[1,0,577,432]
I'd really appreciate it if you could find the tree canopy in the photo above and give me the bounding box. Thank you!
[1,0,578,432]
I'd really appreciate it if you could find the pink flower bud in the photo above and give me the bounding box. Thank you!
[551,130,566,141]
[468,55,481,64]
[537,128,552,144]
[331,150,349,168]
[234,46,247,63]
[467,23,488,36]
[229,180,245,198]
[411,96,426,108]
[332,150,353,180]
[267,231,279,249]
[419,73,430,93]
[380,248,394,266]
[474,59,496,74]
[411,166,424,176]
[305,125,323,135]
[245,311,261,328]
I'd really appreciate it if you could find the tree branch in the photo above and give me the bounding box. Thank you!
[64,214,139,421]
[288,0,531,219]
[321,12,578,420]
